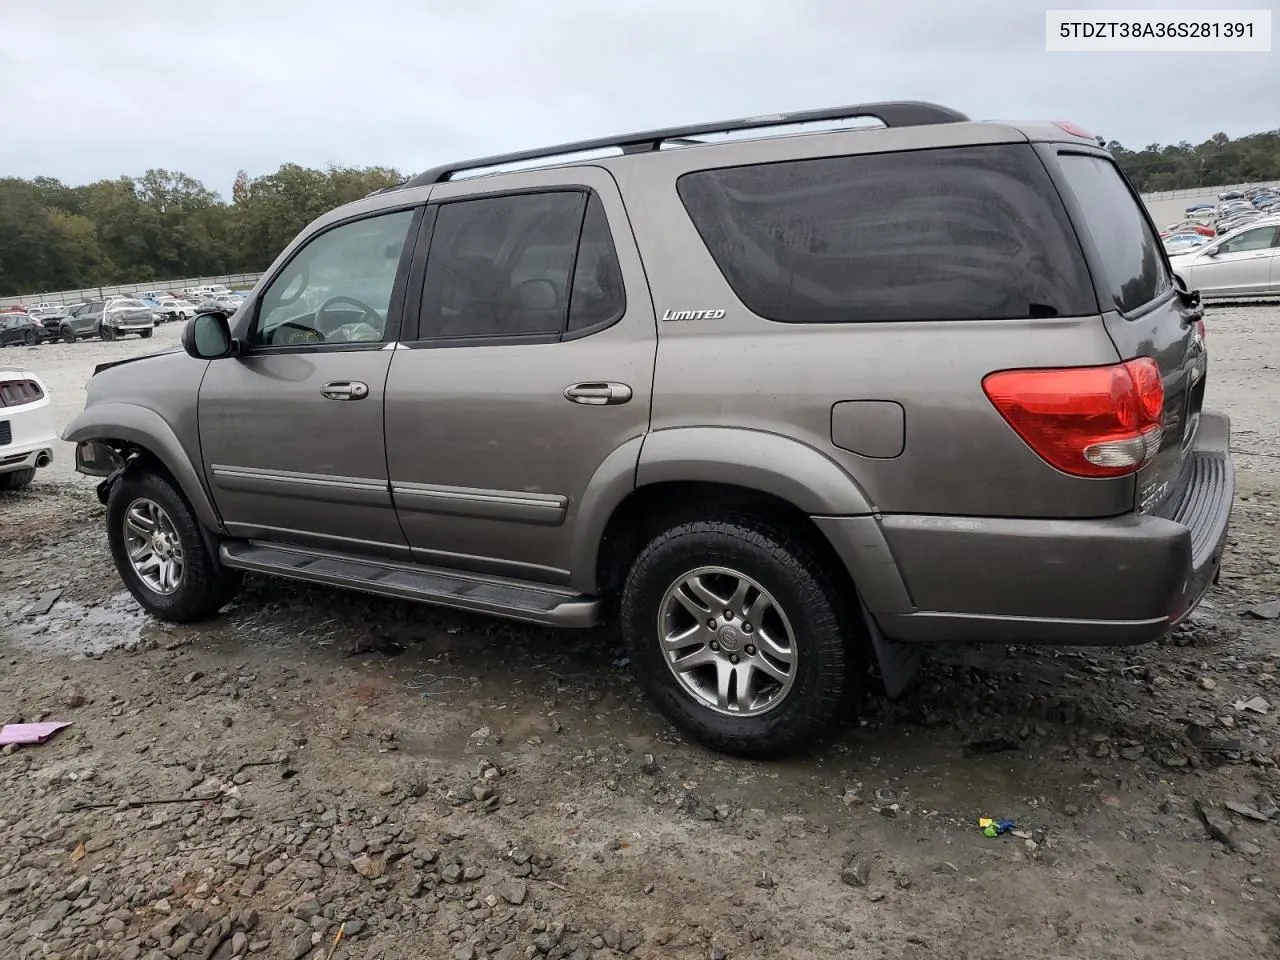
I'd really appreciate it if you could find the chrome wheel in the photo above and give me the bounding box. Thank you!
[122,498,185,595]
[657,565,798,718]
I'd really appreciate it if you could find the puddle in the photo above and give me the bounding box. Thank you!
[7,591,151,657]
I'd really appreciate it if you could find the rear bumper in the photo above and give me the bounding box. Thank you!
[823,411,1234,646]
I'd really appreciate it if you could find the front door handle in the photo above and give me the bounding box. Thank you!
[564,382,632,405]
[321,381,369,401]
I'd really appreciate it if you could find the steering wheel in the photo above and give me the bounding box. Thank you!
[315,296,382,331]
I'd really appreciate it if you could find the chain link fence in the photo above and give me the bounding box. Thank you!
[3,273,263,309]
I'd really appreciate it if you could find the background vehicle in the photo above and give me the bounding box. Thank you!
[0,367,55,491]
[0,313,44,347]
[155,297,197,322]
[101,299,157,339]
[1169,217,1280,298]
[64,102,1233,758]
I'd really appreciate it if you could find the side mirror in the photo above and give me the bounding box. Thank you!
[182,311,236,360]
[1202,246,1219,258]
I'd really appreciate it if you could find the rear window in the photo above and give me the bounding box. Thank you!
[1053,154,1171,314]
[676,144,1096,324]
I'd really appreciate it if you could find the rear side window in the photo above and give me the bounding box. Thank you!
[1053,154,1171,314]
[677,145,1095,324]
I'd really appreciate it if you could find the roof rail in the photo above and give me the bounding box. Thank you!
[402,101,967,189]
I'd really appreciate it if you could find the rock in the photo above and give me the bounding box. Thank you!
[619,931,643,952]
[1119,745,1145,761]
[1199,677,1217,691]
[711,949,728,960]
[287,933,312,959]
[180,910,209,936]
[472,784,494,802]
[166,932,195,957]
[1064,803,1080,816]
[1256,793,1278,819]
[1235,696,1270,715]
[292,898,322,921]
[230,932,249,957]
[639,754,659,775]
[104,917,126,935]
[375,781,394,796]
[840,857,870,887]
[1225,800,1270,822]
[754,872,775,889]
[441,864,463,884]
[65,875,90,898]
[351,854,385,879]
[1237,841,1262,856]
[1193,799,1234,847]
[153,898,172,915]
[184,671,203,683]
[452,946,476,960]
[343,919,365,937]
[498,879,528,905]
[867,891,886,902]
[66,688,87,709]
[533,931,559,953]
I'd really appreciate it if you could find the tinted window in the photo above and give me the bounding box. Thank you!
[1218,225,1279,254]
[252,209,415,348]
[567,194,625,333]
[1054,154,1171,314]
[419,192,586,339]
[677,145,1095,324]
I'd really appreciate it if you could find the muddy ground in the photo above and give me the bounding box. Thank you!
[1,310,1279,960]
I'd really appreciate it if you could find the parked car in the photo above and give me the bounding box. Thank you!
[59,299,155,342]
[63,102,1232,758]
[0,366,56,491]
[0,313,45,347]
[102,299,157,340]
[154,297,197,322]
[1163,235,1210,256]
[1168,217,1280,299]
[1163,221,1215,238]
[1217,190,1245,201]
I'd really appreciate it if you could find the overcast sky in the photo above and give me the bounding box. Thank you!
[4,0,1276,196]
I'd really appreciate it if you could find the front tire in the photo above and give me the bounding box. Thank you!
[61,326,77,344]
[0,468,35,492]
[101,325,116,342]
[106,469,241,622]
[23,329,38,346]
[620,517,855,758]
[139,328,153,339]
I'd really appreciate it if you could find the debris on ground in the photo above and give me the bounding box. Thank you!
[0,720,72,746]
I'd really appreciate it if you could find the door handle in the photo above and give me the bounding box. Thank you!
[321,381,369,401]
[564,382,632,405]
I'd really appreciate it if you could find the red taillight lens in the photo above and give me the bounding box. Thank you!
[1053,120,1096,140]
[1196,318,1206,343]
[982,358,1165,478]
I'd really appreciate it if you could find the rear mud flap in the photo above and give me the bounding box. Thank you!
[860,596,920,699]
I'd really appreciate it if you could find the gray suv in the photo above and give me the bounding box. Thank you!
[65,102,1233,757]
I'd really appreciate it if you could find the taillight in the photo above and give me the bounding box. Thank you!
[982,358,1164,478]
[0,379,44,407]
[1196,318,1206,343]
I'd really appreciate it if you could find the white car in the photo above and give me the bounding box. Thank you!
[155,297,197,322]
[1168,217,1280,299]
[0,367,56,491]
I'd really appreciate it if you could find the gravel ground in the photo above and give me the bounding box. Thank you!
[1,306,1279,960]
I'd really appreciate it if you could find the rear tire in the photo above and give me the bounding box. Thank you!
[0,468,35,492]
[619,516,855,759]
[139,328,153,339]
[101,325,116,342]
[23,329,38,346]
[106,469,242,623]
[61,326,76,344]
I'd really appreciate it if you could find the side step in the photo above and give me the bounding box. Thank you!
[219,541,602,628]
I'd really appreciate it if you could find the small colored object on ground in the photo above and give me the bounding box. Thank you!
[0,721,73,746]
[979,817,1015,838]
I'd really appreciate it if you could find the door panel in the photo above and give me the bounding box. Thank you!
[384,168,655,584]
[199,206,421,558]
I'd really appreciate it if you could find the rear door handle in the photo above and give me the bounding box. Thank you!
[564,382,632,405]
[321,380,369,401]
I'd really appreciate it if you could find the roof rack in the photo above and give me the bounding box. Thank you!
[402,101,967,189]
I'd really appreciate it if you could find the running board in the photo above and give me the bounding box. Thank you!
[219,541,602,628]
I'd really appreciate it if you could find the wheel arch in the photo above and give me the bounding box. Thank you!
[62,403,224,533]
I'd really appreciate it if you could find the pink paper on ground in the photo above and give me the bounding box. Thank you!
[0,721,72,745]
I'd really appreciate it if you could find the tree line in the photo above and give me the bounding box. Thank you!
[0,165,402,297]
[2,127,1279,295]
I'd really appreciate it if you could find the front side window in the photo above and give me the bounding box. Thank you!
[1217,226,1279,255]
[677,144,1096,324]
[251,209,416,349]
